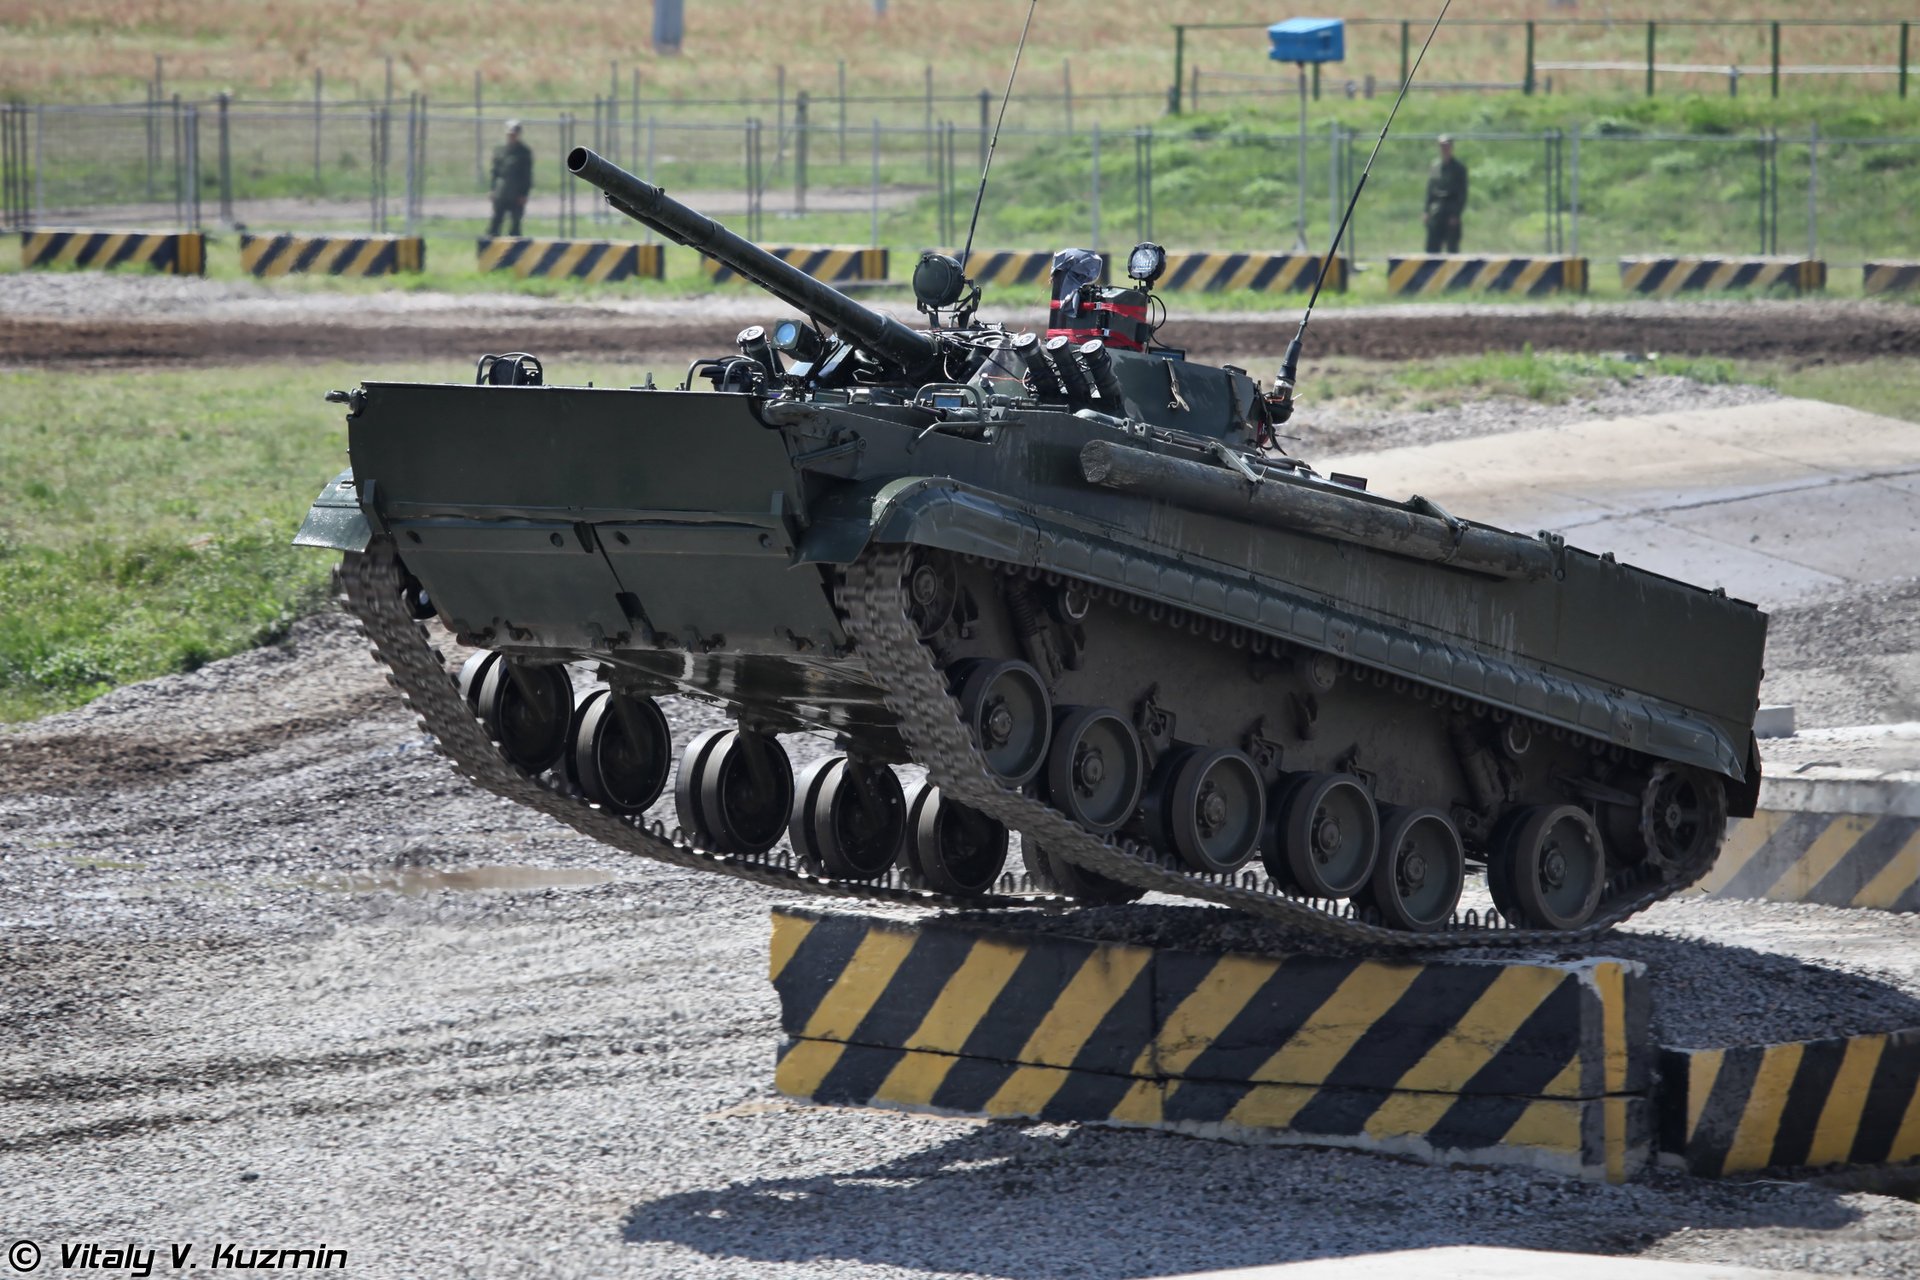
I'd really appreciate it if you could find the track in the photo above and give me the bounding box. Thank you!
[346,531,1717,949]
[337,538,1044,914]
[841,548,1715,950]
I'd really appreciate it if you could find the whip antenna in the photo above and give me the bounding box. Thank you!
[1274,0,1457,412]
[959,0,1041,272]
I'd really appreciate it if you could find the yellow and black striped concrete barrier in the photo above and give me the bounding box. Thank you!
[20,230,204,275]
[771,906,1649,1181]
[1620,256,1826,296]
[477,237,664,283]
[1386,255,1587,298]
[240,233,425,278]
[947,250,1055,288]
[1699,809,1920,910]
[1660,1029,1920,1177]
[1157,251,1345,293]
[705,246,886,285]
[1865,261,1920,295]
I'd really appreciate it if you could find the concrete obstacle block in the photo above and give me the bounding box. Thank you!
[20,229,204,275]
[1700,772,1920,910]
[948,250,1055,288]
[476,238,664,282]
[1156,251,1346,293]
[1620,256,1825,296]
[769,906,1651,1182]
[1865,261,1920,295]
[1386,255,1588,298]
[241,233,425,278]
[1660,1029,1920,1177]
[705,246,886,285]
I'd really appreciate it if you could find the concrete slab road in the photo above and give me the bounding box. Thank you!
[1320,400,1920,611]
[1149,1245,1833,1279]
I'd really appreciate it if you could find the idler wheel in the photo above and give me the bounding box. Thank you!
[476,659,574,774]
[797,757,906,880]
[1168,747,1265,875]
[1045,706,1146,834]
[1020,842,1145,906]
[696,729,795,857]
[1639,763,1728,875]
[903,780,1009,897]
[956,659,1051,788]
[1264,772,1380,899]
[1502,803,1607,931]
[569,689,672,815]
[1358,806,1465,932]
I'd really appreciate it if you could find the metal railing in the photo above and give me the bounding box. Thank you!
[4,100,1916,272]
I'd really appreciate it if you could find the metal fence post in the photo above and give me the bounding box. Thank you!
[978,89,990,172]
[404,92,417,234]
[1771,22,1781,99]
[1525,22,1536,95]
[870,117,880,247]
[775,64,787,176]
[1064,60,1073,133]
[217,90,232,223]
[924,64,934,173]
[1646,22,1657,97]
[33,103,43,227]
[1400,22,1411,89]
[172,93,183,228]
[1143,126,1154,240]
[145,77,157,200]
[1903,22,1912,100]
[1090,120,1101,253]
[1327,118,1339,251]
[1170,25,1185,114]
[795,90,809,216]
[314,69,324,189]
[474,71,484,187]
[187,104,201,231]
[1808,122,1818,260]
[1569,127,1580,258]
[644,114,656,245]
[838,60,847,163]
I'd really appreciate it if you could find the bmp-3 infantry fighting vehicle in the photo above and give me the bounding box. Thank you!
[298,146,1766,947]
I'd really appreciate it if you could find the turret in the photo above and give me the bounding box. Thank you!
[566,147,938,375]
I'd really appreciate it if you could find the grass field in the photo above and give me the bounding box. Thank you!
[2,352,1912,722]
[2,0,1913,114]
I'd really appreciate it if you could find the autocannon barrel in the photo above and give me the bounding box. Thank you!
[567,147,936,372]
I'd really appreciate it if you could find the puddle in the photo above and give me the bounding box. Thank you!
[305,865,617,896]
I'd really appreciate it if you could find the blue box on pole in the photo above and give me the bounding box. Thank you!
[1268,18,1345,64]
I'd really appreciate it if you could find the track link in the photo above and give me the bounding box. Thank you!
[841,545,1718,950]
[338,540,1050,912]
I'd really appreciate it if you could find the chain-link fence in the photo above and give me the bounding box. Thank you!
[4,98,1917,272]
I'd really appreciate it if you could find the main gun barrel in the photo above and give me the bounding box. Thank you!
[567,147,936,372]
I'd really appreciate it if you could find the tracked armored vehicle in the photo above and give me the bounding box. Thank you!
[298,146,1766,947]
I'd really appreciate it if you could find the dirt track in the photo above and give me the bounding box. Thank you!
[1,282,1916,367]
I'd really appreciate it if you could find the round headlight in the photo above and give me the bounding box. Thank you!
[913,252,967,310]
[1127,241,1168,285]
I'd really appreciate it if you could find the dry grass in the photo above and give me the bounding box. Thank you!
[1,0,1913,113]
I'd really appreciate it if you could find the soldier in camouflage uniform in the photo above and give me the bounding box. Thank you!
[1423,134,1468,254]
[487,120,534,238]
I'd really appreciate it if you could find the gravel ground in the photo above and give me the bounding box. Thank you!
[9,614,1920,1279]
